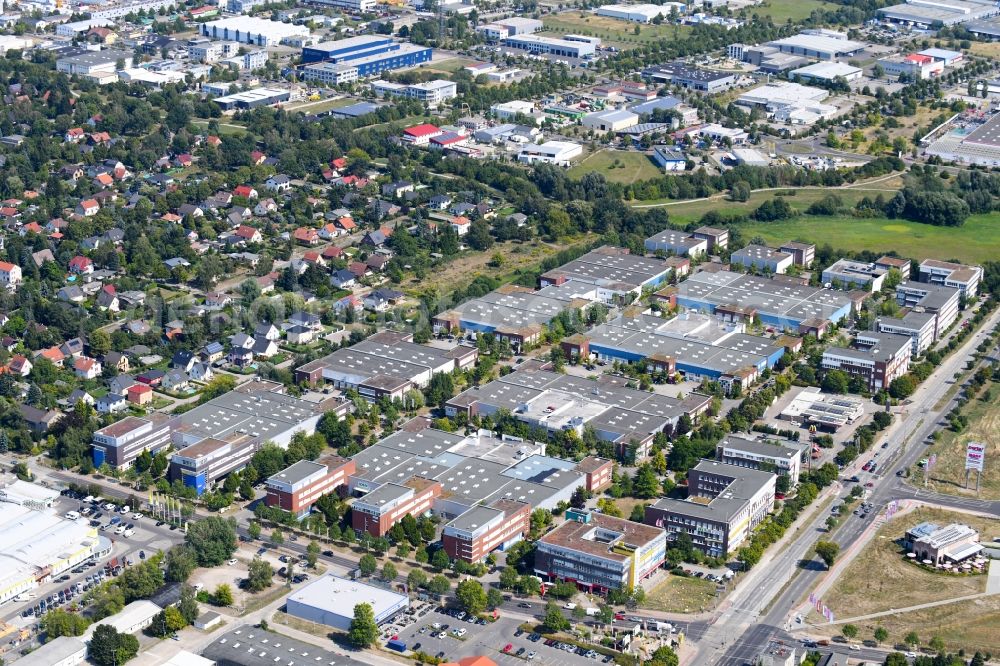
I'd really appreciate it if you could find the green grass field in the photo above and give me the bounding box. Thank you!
[740,213,1000,265]
[541,13,691,48]
[749,0,834,22]
[568,149,663,184]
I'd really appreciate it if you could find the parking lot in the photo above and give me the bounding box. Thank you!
[1,491,185,628]
[392,606,607,666]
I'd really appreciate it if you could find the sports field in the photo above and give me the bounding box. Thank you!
[920,381,1000,499]
[568,149,663,184]
[812,506,1000,653]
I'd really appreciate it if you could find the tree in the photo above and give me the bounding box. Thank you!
[842,624,858,639]
[381,562,397,582]
[407,569,427,590]
[306,540,321,569]
[456,579,488,615]
[873,626,888,645]
[542,602,570,633]
[247,521,261,540]
[359,553,378,577]
[928,635,945,652]
[814,540,840,568]
[499,566,520,590]
[431,548,450,571]
[349,603,380,648]
[821,370,849,394]
[42,609,90,638]
[889,375,917,400]
[89,329,112,356]
[165,545,197,583]
[426,575,451,595]
[904,631,919,649]
[214,583,234,607]
[178,585,200,625]
[633,464,660,499]
[271,529,285,546]
[884,654,909,666]
[185,516,237,566]
[89,624,140,666]
[647,646,679,666]
[486,588,504,611]
[246,557,274,592]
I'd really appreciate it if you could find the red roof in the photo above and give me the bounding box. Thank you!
[234,185,256,198]
[69,256,92,270]
[337,216,356,230]
[331,157,348,169]
[235,225,260,239]
[40,347,64,362]
[323,246,344,258]
[127,383,152,395]
[906,53,932,63]
[79,199,99,210]
[404,124,441,138]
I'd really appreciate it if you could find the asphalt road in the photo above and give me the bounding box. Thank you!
[706,306,1000,666]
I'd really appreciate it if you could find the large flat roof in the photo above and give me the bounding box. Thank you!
[538,512,663,561]
[203,16,310,38]
[768,34,866,55]
[203,625,367,666]
[287,575,408,618]
[651,460,775,522]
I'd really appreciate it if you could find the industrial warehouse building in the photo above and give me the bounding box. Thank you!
[596,3,680,22]
[94,380,349,494]
[766,33,866,61]
[300,36,432,81]
[535,511,667,591]
[878,0,998,28]
[446,367,712,460]
[517,140,583,166]
[15,636,86,666]
[432,281,595,350]
[294,330,478,399]
[673,269,854,332]
[502,34,596,58]
[559,310,786,392]
[200,16,310,46]
[286,575,408,630]
[538,246,673,301]
[0,492,108,605]
[645,460,777,557]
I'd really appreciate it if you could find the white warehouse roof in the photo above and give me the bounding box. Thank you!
[790,61,862,80]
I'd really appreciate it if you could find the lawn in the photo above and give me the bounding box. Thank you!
[568,149,663,185]
[540,13,691,48]
[645,574,718,614]
[655,188,883,223]
[919,381,1000,499]
[284,97,358,115]
[814,507,1000,652]
[423,56,477,74]
[749,0,835,22]
[740,212,1000,265]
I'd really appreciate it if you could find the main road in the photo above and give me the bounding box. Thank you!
[699,305,1000,666]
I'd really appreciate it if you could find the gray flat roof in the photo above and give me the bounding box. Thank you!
[203,625,368,666]
[651,460,775,523]
[718,435,799,460]
[266,459,326,486]
[14,636,85,666]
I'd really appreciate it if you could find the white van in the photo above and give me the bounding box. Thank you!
[115,524,127,535]
[65,511,80,520]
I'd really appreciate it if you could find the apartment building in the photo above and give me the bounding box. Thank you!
[535,512,667,592]
[442,499,530,563]
[645,460,776,557]
[730,245,793,274]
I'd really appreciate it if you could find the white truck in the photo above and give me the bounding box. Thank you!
[654,622,673,633]
[585,608,600,617]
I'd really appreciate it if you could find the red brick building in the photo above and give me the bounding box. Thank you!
[574,456,613,493]
[266,455,356,517]
[442,499,530,563]
[351,477,442,537]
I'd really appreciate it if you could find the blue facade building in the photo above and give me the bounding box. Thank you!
[301,36,432,79]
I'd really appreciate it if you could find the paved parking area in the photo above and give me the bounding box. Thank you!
[393,607,601,666]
